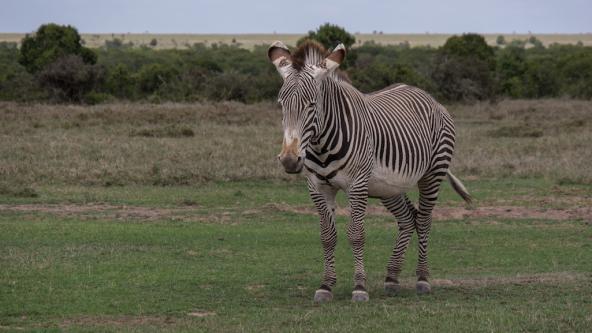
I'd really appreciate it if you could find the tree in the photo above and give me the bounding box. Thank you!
[19,23,96,73]
[528,35,544,49]
[440,34,495,67]
[432,33,496,101]
[298,23,357,68]
[496,35,506,46]
[298,23,356,50]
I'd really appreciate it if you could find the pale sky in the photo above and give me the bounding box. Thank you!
[1,0,590,34]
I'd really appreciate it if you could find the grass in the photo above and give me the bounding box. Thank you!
[1,181,590,332]
[2,33,592,49]
[449,99,592,184]
[1,99,591,188]
[0,99,591,331]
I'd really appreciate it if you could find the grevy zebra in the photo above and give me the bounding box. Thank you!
[268,40,471,302]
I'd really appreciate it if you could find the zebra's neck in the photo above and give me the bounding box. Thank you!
[306,79,369,176]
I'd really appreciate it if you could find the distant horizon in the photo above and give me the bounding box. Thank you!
[2,31,591,35]
[2,0,591,35]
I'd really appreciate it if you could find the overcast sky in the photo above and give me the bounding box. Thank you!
[1,0,590,34]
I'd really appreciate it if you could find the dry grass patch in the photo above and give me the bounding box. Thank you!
[1,99,590,187]
[0,102,287,186]
[450,99,592,184]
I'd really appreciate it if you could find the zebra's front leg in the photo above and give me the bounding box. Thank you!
[308,180,338,303]
[381,194,417,295]
[415,176,444,294]
[347,181,370,302]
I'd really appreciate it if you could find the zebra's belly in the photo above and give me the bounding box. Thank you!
[304,161,422,198]
[367,166,420,199]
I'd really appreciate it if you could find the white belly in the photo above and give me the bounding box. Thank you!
[305,164,420,199]
[367,166,419,198]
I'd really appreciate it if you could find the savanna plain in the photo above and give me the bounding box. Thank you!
[0,99,591,332]
[2,33,592,49]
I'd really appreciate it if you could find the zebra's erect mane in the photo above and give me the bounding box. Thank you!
[291,40,351,83]
[292,40,327,70]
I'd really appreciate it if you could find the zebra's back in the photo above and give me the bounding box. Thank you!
[362,84,455,198]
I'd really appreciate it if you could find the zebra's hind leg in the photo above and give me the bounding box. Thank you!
[381,194,417,295]
[307,180,338,303]
[415,174,445,294]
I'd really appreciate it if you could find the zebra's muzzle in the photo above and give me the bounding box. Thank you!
[279,154,304,174]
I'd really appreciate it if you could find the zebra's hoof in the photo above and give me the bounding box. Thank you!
[384,281,401,295]
[351,290,369,302]
[416,280,431,294]
[313,289,333,303]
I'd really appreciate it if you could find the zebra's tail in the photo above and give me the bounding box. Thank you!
[447,171,472,205]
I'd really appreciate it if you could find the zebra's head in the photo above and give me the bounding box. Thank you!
[268,40,346,174]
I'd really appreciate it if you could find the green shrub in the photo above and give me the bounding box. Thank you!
[84,91,114,105]
[496,46,527,97]
[137,63,178,94]
[38,55,102,102]
[3,24,592,104]
[298,23,356,50]
[559,52,592,98]
[433,34,495,101]
[496,35,506,46]
[19,23,96,74]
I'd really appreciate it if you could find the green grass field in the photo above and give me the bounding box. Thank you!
[1,100,591,331]
[2,32,592,49]
[1,180,591,332]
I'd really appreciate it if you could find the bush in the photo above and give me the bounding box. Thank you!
[433,34,495,101]
[0,42,44,101]
[84,91,114,105]
[38,55,102,102]
[19,23,96,74]
[137,63,178,94]
[523,57,559,98]
[559,52,592,98]
[105,64,136,99]
[3,23,592,104]
[203,71,252,102]
[496,46,527,97]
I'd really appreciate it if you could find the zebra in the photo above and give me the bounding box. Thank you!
[268,40,471,303]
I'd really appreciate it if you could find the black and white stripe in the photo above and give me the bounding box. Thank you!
[269,41,471,302]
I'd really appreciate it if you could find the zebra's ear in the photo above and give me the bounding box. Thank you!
[313,43,346,80]
[268,41,292,79]
[326,43,346,70]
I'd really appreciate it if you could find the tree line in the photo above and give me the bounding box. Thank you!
[0,23,591,104]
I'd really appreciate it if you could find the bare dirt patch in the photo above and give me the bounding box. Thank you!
[2,201,591,223]
[187,311,216,318]
[59,315,176,327]
[0,203,231,223]
[368,272,588,291]
[265,203,592,223]
[426,272,588,288]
